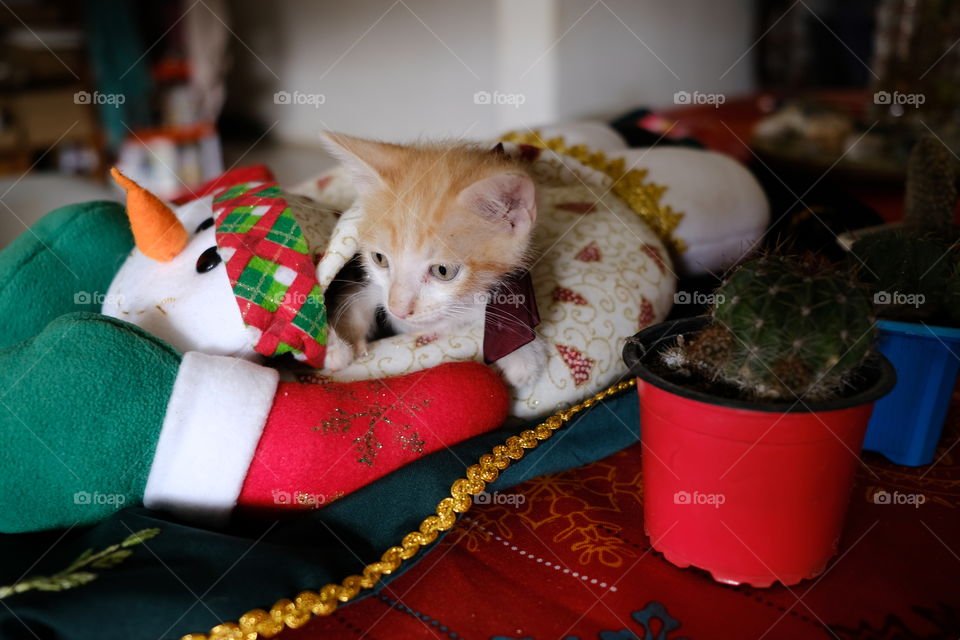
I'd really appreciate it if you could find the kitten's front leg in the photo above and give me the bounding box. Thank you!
[324,329,360,372]
[325,283,378,371]
[494,336,547,389]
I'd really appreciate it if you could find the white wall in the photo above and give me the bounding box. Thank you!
[553,0,756,120]
[227,0,756,144]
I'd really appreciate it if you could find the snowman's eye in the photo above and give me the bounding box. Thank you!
[195,218,214,233]
[196,246,221,273]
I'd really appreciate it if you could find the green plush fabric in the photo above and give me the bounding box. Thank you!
[0,312,180,533]
[0,201,132,350]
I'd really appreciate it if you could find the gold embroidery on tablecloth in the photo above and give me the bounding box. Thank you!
[446,449,643,569]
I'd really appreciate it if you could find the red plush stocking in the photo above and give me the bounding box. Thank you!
[238,362,509,510]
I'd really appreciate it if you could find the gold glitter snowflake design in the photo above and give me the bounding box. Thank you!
[312,380,431,466]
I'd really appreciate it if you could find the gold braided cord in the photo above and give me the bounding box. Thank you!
[500,130,687,255]
[183,378,637,640]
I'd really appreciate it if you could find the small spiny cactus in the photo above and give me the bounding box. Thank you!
[665,254,875,402]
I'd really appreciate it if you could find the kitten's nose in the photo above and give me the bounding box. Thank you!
[389,304,412,319]
[388,291,415,319]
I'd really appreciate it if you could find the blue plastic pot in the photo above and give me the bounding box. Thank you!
[863,319,960,466]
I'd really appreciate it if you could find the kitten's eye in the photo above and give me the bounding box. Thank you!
[196,246,221,273]
[371,252,389,268]
[430,263,460,281]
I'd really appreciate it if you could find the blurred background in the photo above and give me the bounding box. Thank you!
[0,0,957,247]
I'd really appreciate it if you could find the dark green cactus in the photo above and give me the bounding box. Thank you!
[945,259,960,326]
[665,254,875,402]
[852,135,959,324]
[853,230,953,322]
[904,135,957,237]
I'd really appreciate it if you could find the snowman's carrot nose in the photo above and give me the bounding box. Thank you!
[110,168,188,262]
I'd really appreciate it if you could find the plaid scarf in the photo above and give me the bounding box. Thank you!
[212,179,327,367]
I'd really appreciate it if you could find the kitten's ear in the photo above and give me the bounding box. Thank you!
[320,132,403,191]
[458,172,537,235]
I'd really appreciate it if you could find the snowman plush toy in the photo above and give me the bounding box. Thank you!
[0,122,767,533]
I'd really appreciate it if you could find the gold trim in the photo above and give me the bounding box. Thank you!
[500,130,686,254]
[184,378,637,640]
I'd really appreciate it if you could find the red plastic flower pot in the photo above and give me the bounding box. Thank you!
[623,317,896,587]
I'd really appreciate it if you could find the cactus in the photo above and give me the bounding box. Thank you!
[852,230,953,322]
[945,259,960,326]
[664,254,875,402]
[852,135,959,324]
[903,135,957,237]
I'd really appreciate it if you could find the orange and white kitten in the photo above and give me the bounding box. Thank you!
[320,132,547,388]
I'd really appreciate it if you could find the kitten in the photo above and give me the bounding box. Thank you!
[320,132,547,388]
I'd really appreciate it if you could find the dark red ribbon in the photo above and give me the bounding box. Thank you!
[483,270,541,364]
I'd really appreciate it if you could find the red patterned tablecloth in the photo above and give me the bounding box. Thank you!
[281,393,960,640]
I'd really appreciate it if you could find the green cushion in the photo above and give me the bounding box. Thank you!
[0,201,132,350]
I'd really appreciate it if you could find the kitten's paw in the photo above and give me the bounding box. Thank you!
[324,332,356,372]
[495,338,547,389]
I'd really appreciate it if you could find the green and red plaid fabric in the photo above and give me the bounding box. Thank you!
[212,178,327,367]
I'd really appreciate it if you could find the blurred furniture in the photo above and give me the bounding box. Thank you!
[0,2,105,175]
